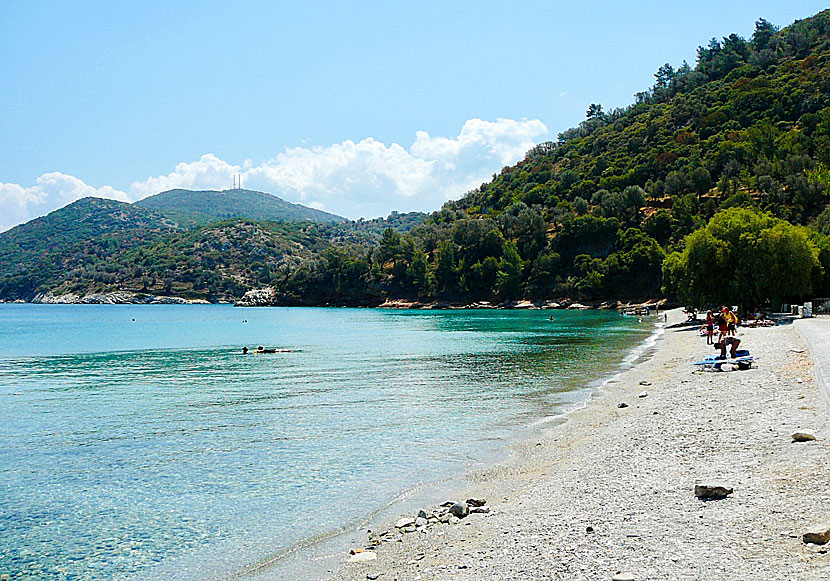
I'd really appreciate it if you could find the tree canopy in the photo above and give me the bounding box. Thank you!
[662,207,822,308]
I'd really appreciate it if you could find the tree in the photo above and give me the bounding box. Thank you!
[573,197,589,216]
[496,243,524,300]
[689,167,712,197]
[586,103,605,120]
[654,63,675,89]
[751,18,778,51]
[662,208,821,309]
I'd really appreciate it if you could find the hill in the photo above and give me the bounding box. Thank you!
[0,198,177,300]
[269,10,830,307]
[0,194,413,302]
[135,188,347,226]
[48,220,360,301]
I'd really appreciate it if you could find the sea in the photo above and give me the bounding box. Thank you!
[0,304,658,580]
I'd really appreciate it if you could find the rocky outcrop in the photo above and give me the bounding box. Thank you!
[234,288,277,307]
[31,291,210,305]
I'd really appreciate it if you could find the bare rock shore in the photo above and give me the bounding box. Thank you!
[29,291,211,304]
[331,311,830,581]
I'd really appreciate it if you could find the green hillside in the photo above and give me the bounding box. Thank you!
[47,220,355,300]
[0,198,177,300]
[135,188,347,226]
[0,194,420,302]
[270,10,830,307]
[4,11,830,307]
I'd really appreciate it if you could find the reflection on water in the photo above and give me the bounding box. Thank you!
[0,305,650,579]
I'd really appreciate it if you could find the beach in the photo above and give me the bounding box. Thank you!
[331,309,830,580]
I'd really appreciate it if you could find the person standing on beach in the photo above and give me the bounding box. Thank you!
[726,308,738,336]
[705,310,715,345]
[717,308,729,343]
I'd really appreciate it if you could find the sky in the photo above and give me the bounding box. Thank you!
[1,0,827,231]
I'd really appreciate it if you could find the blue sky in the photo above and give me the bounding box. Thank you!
[1,1,827,229]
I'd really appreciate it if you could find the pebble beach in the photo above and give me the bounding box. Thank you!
[330,309,830,581]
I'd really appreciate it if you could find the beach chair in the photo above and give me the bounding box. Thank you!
[694,349,754,371]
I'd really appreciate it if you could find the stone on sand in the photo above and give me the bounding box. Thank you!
[449,502,469,518]
[694,480,733,500]
[803,523,830,545]
[348,551,377,563]
[791,431,817,442]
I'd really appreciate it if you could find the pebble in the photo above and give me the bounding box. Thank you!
[612,573,635,581]
[791,431,817,442]
[415,517,428,527]
[366,574,380,580]
[803,524,830,545]
[638,391,648,398]
[618,402,629,408]
[449,502,469,518]
[348,551,377,563]
[395,517,416,529]
[694,480,734,500]
[467,498,486,507]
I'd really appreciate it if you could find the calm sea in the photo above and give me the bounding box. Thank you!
[0,304,654,579]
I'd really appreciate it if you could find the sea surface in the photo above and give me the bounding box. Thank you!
[0,304,655,580]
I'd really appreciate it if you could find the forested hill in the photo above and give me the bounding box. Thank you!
[0,194,423,302]
[135,188,347,226]
[271,10,830,307]
[0,198,177,299]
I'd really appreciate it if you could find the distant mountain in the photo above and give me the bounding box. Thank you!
[0,197,177,300]
[135,188,347,226]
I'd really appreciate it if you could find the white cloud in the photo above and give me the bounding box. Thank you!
[0,173,129,232]
[1,118,549,231]
[128,154,241,200]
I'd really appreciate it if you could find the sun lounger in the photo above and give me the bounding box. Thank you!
[694,349,754,371]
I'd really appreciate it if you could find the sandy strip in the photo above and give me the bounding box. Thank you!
[329,310,830,581]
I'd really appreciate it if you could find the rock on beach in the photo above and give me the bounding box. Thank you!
[803,524,830,545]
[694,481,734,500]
[791,431,817,442]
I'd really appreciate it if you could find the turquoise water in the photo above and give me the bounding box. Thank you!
[0,305,651,580]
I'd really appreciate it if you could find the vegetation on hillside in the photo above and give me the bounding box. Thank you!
[272,11,830,307]
[0,197,424,301]
[0,198,176,300]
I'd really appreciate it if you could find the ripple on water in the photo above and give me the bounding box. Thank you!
[0,305,650,579]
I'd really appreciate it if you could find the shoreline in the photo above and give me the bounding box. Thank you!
[1,289,672,312]
[324,310,830,581]
[238,315,669,580]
